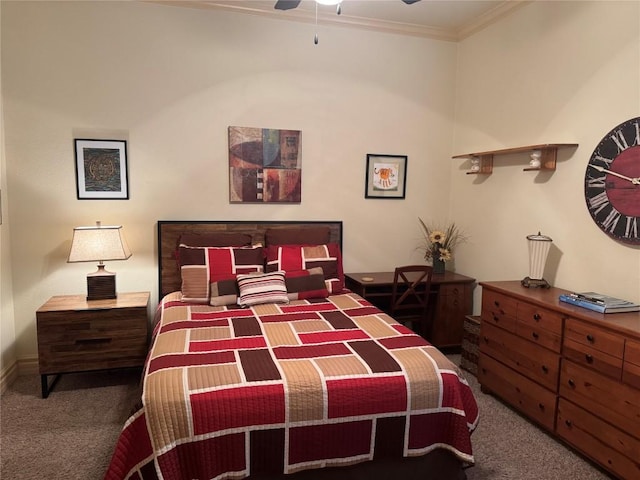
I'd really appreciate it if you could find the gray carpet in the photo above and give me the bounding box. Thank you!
[0,358,613,480]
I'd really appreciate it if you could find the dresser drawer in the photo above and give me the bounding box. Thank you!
[480,321,560,391]
[517,302,563,336]
[516,321,562,353]
[563,337,622,380]
[564,318,624,357]
[479,354,556,432]
[557,398,640,480]
[559,360,640,437]
[623,339,640,389]
[481,290,517,333]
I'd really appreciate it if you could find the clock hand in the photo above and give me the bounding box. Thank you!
[589,164,640,185]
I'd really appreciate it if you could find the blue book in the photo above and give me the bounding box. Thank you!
[559,293,640,313]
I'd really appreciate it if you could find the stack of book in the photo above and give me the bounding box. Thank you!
[559,291,640,314]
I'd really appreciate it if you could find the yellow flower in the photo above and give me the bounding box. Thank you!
[418,218,469,263]
[438,248,452,261]
[429,231,446,244]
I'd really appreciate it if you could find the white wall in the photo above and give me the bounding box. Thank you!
[1,1,18,387]
[452,1,640,307]
[1,1,457,366]
[2,1,639,372]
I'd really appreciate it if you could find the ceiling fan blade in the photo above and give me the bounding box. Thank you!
[401,0,421,4]
[275,0,302,10]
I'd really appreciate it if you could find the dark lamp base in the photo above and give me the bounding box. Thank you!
[521,277,550,289]
[87,265,117,300]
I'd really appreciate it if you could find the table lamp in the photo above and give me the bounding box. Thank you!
[68,221,132,300]
[521,231,552,288]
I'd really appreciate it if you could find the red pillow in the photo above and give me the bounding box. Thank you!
[266,244,344,294]
[178,245,264,303]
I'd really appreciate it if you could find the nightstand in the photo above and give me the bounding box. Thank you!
[36,291,150,398]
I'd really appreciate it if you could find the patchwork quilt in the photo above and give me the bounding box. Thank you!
[104,292,478,480]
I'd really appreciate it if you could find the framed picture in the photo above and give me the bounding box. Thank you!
[74,139,129,199]
[365,154,407,199]
[228,126,302,203]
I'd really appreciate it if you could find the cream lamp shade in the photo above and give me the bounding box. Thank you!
[521,232,552,289]
[68,221,132,300]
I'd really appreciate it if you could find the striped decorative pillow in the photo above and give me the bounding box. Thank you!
[236,271,289,307]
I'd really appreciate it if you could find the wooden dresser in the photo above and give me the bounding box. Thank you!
[478,281,640,479]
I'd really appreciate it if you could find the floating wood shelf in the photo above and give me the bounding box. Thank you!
[453,143,579,174]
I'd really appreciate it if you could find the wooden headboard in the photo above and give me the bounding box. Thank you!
[157,220,343,298]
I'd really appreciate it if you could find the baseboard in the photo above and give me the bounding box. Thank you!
[0,356,39,394]
[0,361,18,394]
[18,356,39,375]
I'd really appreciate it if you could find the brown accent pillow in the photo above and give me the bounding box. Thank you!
[265,227,330,246]
[284,267,329,301]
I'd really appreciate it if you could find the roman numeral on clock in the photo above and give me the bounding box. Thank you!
[610,130,630,153]
[588,191,609,215]
[601,209,621,233]
[626,217,638,239]
[586,175,606,189]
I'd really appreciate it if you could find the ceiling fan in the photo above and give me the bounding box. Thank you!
[275,0,421,12]
[274,0,422,44]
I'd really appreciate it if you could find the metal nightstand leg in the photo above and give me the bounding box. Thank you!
[40,373,61,399]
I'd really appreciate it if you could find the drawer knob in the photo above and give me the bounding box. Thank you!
[541,365,548,373]
[494,300,500,307]
[533,313,541,321]
[565,419,572,428]
[568,379,576,388]
[538,402,545,411]
[483,336,489,344]
[492,315,500,322]
[532,332,539,340]
[585,354,593,364]
[586,334,594,343]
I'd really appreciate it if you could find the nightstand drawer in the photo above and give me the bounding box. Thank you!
[36,292,149,377]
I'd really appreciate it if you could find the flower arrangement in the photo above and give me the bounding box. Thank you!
[418,218,468,264]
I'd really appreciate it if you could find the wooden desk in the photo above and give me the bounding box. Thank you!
[345,271,475,349]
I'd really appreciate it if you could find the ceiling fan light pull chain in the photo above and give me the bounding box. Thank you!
[314,2,319,44]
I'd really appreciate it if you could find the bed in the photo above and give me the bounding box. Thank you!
[104,221,478,480]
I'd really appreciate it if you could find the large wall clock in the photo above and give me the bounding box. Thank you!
[584,116,640,244]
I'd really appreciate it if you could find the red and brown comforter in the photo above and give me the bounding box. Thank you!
[104,292,478,480]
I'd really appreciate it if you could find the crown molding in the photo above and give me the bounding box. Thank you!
[145,1,530,42]
[456,1,531,40]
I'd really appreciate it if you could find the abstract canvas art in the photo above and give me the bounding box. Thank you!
[229,126,302,203]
